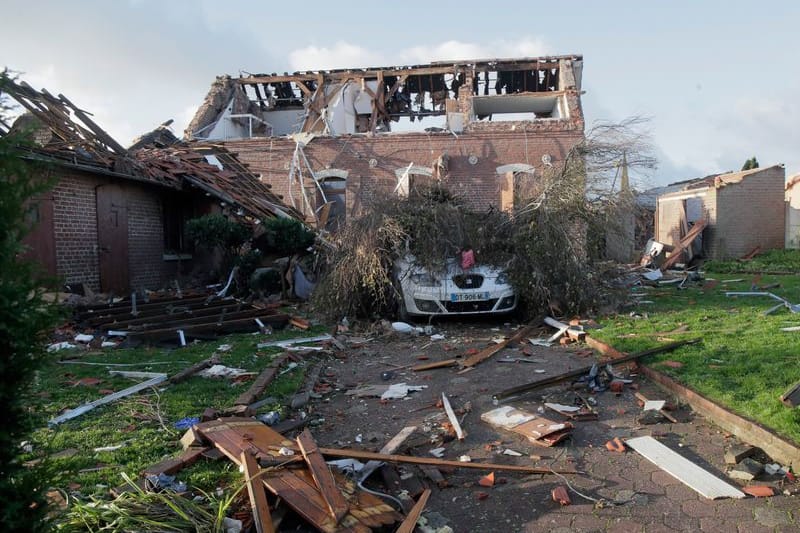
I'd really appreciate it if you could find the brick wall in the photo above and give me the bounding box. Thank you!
[126,186,173,291]
[656,166,784,261]
[227,127,584,218]
[49,166,178,292]
[713,166,785,259]
[52,172,100,289]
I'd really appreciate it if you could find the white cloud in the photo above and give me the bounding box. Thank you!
[289,42,386,71]
[706,92,800,175]
[400,38,548,64]
[288,37,549,72]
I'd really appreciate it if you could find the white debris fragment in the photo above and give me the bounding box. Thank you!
[327,458,366,473]
[643,400,666,411]
[429,447,445,458]
[101,341,117,348]
[503,449,523,457]
[47,341,76,352]
[217,344,232,352]
[74,334,94,343]
[93,444,124,453]
[458,455,472,462]
[430,334,445,341]
[278,447,295,456]
[544,403,581,413]
[198,365,248,378]
[392,322,424,334]
[642,270,663,281]
[380,383,427,400]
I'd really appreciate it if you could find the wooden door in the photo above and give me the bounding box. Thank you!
[22,194,57,277]
[96,184,129,293]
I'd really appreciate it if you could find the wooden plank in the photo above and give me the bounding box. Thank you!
[235,354,290,405]
[106,308,266,331]
[460,321,541,368]
[585,335,625,358]
[260,471,340,533]
[143,446,207,476]
[241,451,275,533]
[492,338,702,401]
[626,436,745,500]
[297,430,350,523]
[168,355,220,384]
[411,358,458,371]
[661,218,707,271]
[313,447,575,474]
[126,314,289,341]
[441,393,465,440]
[358,426,417,482]
[396,489,431,533]
[640,365,800,470]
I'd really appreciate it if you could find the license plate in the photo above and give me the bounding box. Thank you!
[450,292,490,302]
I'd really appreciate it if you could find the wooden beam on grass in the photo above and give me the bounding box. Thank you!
[241,451,275,533]
[235,354,290,406]
[168,355,220,384]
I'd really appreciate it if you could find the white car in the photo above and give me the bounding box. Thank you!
[394,255,517,318]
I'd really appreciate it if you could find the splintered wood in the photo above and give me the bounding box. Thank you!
[195,419,400,532]
[481,405,573,447]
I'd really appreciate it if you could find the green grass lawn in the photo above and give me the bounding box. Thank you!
[24,326,325,498]
[591,256,800,444]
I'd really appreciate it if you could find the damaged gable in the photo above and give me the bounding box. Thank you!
[655,164,786,261]
[186,55,585,140]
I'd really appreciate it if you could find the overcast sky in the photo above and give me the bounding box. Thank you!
[2,0,798,187]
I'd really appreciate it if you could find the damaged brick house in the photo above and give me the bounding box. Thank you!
[184,55,585,229]
[655,165,786,262]
[3,81,297,294]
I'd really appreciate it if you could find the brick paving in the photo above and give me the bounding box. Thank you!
[308,324,799,532]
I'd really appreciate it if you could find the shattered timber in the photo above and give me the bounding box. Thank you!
[3,52,800,533]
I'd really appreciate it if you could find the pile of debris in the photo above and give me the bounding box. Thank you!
[48,289,291,350]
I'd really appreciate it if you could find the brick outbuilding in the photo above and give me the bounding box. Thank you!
[655,165,786,262]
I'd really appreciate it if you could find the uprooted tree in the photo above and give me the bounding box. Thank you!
[312,117,656,320]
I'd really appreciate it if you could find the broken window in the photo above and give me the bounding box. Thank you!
[162,193,195,255]
[316,177,346,231]
[472,93,566,122]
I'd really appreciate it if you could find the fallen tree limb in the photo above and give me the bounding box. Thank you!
[492,338,702,402]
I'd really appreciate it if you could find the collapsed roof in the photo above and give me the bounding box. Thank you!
[1,79,301,222]
[186,55,585,140]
